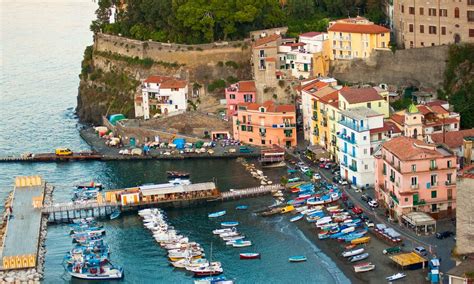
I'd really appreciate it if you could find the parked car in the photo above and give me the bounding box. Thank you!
[413,246,428,256]
[361,194,371,202]
[436,231,454,239]
[297,162,306,168]
[332,176,340,183]
[324,163,333,169]
[352,206,363,214]
[313,173,322,180]
[368,200,379,208]
[319,163,326,168]
[365,220,375,228]
[338,179,348,186]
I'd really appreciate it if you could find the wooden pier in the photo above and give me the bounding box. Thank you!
[42,184,283,223]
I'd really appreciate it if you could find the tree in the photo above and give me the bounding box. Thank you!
[287,0,315,19]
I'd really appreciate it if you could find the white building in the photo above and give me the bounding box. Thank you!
[299,32,329,53]
[135,75,188,120]
[337,107,398,188]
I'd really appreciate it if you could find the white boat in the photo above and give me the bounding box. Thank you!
[342,248,365,257]
[349,252,369,263]
[68,266,124,280]
[232,240,252,248]
[219,231,239,238]
[222,235,245,241]
[341,227,355,234]
[213,228,235,235]
[290,214,304,222]
[386,272,406,281]
[354,262,375,273]
[315,216,332,226]
[208,211,226,218]
[172,258,209,269]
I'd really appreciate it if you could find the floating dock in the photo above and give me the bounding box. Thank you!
[1,176,45,270]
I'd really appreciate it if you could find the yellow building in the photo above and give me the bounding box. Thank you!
[319,92,341,161]
[312,39,331,77]
[338,87,390,118]
[328,17,390,60]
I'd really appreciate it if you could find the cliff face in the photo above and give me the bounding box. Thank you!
[76,34,252,124]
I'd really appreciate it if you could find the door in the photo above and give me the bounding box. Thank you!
[130,137,136,147]
[413,193,419,205]
[352,176,357,186]
[122,195,127,206]
[345,169,348,179]
[454,34,461,44]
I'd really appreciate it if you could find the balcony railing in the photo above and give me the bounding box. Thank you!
[390,193,399,204]
[430,165,438,170]
[410,184,419,190]
[445,181,455,186]
[338,134,356,144]
[349,165,357,172]
[338,119,369,132]
[413,199,426,206]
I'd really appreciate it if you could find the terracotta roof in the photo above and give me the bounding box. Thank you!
[144,75,187,89]
[370,121,402,134]
[390,114,405,126]
[417,105,432,115]
[238,101,295,113]
[302,81,328,94]
[237,81,256,93]
[424,117,460,127]
[431,129,474,149]
[425,100,448,107]
[299,32,322,38]
[319,90,339,104]
[254,34,281,47]
[282,42,306,47]
[329,100,339,108]
[339,87,384,104]
[430,105,449,115]
[328,23,390,34]
[382,136,448,161]
[160,79,187,89]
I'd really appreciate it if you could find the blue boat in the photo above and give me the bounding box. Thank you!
[236,205,248,210]
[289,255,307,262]
[110,209,121,220]
[208,210,226,218]
[290,214,304,222]
[221,221,239,227]
[287,169,297,174]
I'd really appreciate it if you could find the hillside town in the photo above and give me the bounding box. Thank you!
[2,0,473,283]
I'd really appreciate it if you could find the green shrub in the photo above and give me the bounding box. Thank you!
[225,61,239,69]
[208,79,226,92]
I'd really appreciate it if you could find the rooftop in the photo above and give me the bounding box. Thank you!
[370,121,402,134]
[238,100,295,113]
[254,34,281,47]
[340,106,382,121]
[431,129,474,149]
[227,80,256,93]
[144,75,187,89]
[299,31,323,38]
[446,260,474,278]
[328,22,390,34]
[339,87,384,104]
[402,211,436,226]
[382,136,453,161]
[140,182,216,196]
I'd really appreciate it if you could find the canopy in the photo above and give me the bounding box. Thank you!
[108,114,126,125]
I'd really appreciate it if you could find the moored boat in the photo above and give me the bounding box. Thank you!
[221,221,239,227]
[386,272,406,281]
[349,252,369,263]
[166,171,190,179]
[342,248,365,258]
[353,262,375,273]
[239,253,260,259]
[110,209,121,220]
[288,255,307,262]
[232,240,252,248]
[290,214,304,222]
[236,205,248,210]
[208,211,226,218]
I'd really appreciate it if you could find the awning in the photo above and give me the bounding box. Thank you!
[140,182,216,196]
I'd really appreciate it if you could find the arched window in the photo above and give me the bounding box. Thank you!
[454,7,460,18]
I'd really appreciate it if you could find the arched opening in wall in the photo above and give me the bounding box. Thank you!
[454,34,461,44]
[413,128,418,139]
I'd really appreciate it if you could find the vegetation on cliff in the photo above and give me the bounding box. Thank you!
[439,43,474,129]
[92,0,385,44]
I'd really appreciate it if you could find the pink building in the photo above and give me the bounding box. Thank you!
[225,81,256,117]
[375,136,457,221]
[232,101,297,148]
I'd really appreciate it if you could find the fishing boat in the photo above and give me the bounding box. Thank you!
[349,252,369,263]
[110,209,121,220]
[213,228,234,235]
[208,211,226,218]
[239,253,260,260]
[354,262,375,273]
[386,272,406,281]
[219,231,239,238]
[235,205,248,210]
[221,221,239,227]
[232,240,252,248]
[290,214,304,222]
[288,256,307,262]
[67,263,123,280]
[167,171,190,179]
[345,244,357,250]
[342,248,365,258]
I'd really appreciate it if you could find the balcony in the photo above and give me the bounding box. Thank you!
[338,133,356,144]
[320,109,326,115]
[259,132,266,137]
[321,121,328,127]
[349,165,357,172]
[413,199,426,206]
[313,129,319,136]
[430,165,438,170]
[429,182,439,188]
[312,115,318,121]
[329,115,335,121]
[445,181,456,186]
[410,184,419,190]
[390,192,399,204]
[339,119,369,132]
[331,140,336,146]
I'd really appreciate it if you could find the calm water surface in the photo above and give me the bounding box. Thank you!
[0,1,350,283]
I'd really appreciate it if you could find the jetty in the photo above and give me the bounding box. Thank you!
[43,183,282,223]
[0,176,49,282]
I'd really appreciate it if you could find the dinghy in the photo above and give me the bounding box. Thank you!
[232,240,252,248]
[236,205,248,210]
[239,253,260,259]
[288,256,307,262]
[208,211,226,218]
[221,221,239,227]
[354,262,375,273]
[342,248,365,258]
[290,214,304,222]
[349,252,369,263]
[110,209,121,220]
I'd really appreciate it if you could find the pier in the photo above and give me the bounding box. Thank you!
[1,176,46,274]
[214,184,283,201]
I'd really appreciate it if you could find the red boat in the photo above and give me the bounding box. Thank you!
[239,253,261,259]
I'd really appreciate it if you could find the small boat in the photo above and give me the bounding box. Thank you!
[109,209,121,220]
[167,171,190,179]
[236,205,248,210]
[212,228,234,235]
[288,256,307,262]
[342,248,365,258]
[273,192,283,197]
[281,205,295,214]
[345,244,357,250]
[194,276,231,284]
[232,240,252,248]
[239,253,261,259]
[208,211,226,218]
[351,236,371,245]
[221,221,239,227]
[222,235,245,241]
[68,265,124,280]
[349,252,369,263]
[290,214,304,222]
[354,262,375,273]
[386,272,406,281]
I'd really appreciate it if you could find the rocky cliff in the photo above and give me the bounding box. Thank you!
[76,33,252,124]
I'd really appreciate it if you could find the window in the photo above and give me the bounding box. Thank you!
[248,115,252,123]
[364,148,367,154]
[401,5,404,13]
[411,176,418,186]
[428,8,436,16]
[229,94,235,99]
[430,160,437,169]
[468,11,474,22]
[411,164,416,172]
[469,0,474,5]
[409,7,415,14]
[447,173,453,184]
[440,9,447,17]
[431,191,437,198]
[405,198,409,202]
[363,136,367,140]
[175,105,178,109]
[469,29,474,37]
[441,27,446,35]
[365,165,368,170]
[420,25,424,33]
[260,107,265,113]
[409,24,414,32]
[241,125,246,131]
[367,102,372,108]
[447,160,452,168]
[378,102,381,107]
[455,7,460,18]
[430,174,437,186]
[247,126,253,132]
[249,138,253,142]
[261,139,266,145]
[383,163,387,175]
[429,26,437,34]
[419,7,424,15]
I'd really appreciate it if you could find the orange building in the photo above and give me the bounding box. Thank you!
[232,101,297,148]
